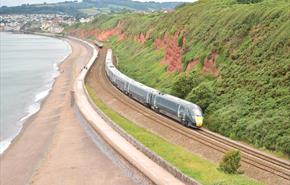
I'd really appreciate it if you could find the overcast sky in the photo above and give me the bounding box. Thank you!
[0,0,196,7]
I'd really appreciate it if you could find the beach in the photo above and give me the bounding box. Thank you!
[0,37,134,185]
[0,32,72,153]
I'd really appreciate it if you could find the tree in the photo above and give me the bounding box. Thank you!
[186,82,215,110]
[171,72,203,99]
[219,150,242,174]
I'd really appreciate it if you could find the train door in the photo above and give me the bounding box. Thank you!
[178,105,185,122]
[124,81,129,94]
[112,74,116,84]
[146,93,151,105]
[127,82,130,94]
[149,93,157,108]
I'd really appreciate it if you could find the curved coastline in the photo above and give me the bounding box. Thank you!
[1,35,138,185]
[0,32,72,155]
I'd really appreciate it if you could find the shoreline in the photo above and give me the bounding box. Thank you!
[0,36,86,185]
[0,33,72,155]
[1,34,136,185]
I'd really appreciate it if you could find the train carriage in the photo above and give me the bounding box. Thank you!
[115,74,130,93]
[128,82,150,105]
[155,95,180,120]
[104,49,203,128]
[94,40,104,48]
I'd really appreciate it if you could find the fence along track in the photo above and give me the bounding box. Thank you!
[89,48,290,181]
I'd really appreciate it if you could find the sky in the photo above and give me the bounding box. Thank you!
[0,0,197,7]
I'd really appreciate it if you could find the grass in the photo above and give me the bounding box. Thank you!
[86,84,263,185]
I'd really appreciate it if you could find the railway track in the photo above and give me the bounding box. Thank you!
[88,48,290,182]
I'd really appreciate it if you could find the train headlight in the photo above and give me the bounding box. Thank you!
[195,116,203,127]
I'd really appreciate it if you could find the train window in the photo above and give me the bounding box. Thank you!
[193,109,202,116]
[158,97,178,112]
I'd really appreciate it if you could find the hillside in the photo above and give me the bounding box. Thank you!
[0,0,181,16]
[66,0,290,157]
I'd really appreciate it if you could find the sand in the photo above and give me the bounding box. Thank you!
[0,38,134,185]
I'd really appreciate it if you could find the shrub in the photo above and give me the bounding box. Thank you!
[219,150,242,174]
[186,82,215,110]
[178,35,183,47]
[145,38,154,47]
[236,0,263,4]
[276,136,290,156]
[171,72,204,98]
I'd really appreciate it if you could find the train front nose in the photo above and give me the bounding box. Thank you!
[195,116,203,127]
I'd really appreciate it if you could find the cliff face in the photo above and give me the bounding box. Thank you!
[66,0,290,156]
[156,32,183,73]
[68,21,123,41]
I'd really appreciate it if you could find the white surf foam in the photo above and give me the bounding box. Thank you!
[0,138,11,154]
[19,103,41,122]
[35,89,50,103]
[0,39,71,156]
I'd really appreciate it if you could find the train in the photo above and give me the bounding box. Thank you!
[105,49,203,128]
[94,40,103,48]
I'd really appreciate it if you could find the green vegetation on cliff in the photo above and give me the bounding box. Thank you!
[68,0,290,157]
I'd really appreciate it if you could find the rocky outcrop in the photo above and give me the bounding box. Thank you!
[155,32,183,73]
[202,51,219,76]
[134,31,151,44]
[67,28,97,39]
[186,59,199,72]
[96,21,124,41]
[68,27,218,76]
[67,21,124,42]
[118,32,127,41]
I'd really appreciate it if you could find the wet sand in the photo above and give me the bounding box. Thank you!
[0,38,134,185]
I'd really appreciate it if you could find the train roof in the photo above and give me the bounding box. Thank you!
[94,40,104,47]
[160,94,201,110]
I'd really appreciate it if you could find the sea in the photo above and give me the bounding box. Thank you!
[0,32,71,154]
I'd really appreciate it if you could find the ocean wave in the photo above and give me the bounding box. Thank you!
[0,39,71,155]
[19,102,41,122]
[1,76,53,155]
[35,89,50,103]
[0,138,12,154]
[1,65,58,155]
